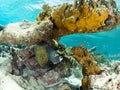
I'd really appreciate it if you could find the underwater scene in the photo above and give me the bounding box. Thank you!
[0,0,120,90]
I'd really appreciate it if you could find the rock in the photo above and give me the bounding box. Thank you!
[58,84,72,90]
[6,63,13,73]
[0,20,53,45]
[29,76,39,88]
[10,75,29,89]
[90,61,120,90]
[37,80,45,90]
[0,72,24,90]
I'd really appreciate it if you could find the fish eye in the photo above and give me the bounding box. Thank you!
[53,53,58,57]
[59,56,63,61]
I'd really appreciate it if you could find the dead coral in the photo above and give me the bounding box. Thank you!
[0,20,53,45]
[71,45,101,90]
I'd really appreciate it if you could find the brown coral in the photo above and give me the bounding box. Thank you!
[51,1,109,38]
[36,0,120,39]
[71,45,101,75]
[71,45,101,90]
[0,0,120,45]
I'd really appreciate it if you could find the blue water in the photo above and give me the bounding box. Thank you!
[0,0,73,25]
[0,0,120,57]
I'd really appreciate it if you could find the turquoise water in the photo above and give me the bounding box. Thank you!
[0,0,120,57]
[0,0,73,25]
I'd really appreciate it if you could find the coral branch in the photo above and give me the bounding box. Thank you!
[74,0,77,8]
[71,45,101,89]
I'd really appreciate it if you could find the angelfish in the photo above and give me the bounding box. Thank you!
[49,50,63,64]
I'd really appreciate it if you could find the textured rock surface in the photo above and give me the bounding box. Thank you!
[0,71,24,90]
[90,61,120,90]
[0,20,53,45]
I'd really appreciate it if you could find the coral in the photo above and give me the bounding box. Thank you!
[71,45,101,90]
[0,0,120,90]
[34,45,49,67]
[36,0,120,39]
[92,52,108,63]
[0,20,53,45]
[71,45,101,75]
[0,0,119,45]
[58,84,71,90]
[36,4,51,21]
[82,76,92,90]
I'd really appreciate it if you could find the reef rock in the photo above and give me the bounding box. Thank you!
[0,0,120,45]
[0,20,53,45]
[71,45,101,90]
[90,61,120,90]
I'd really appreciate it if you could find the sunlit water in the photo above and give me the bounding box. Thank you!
[0,0,120,59]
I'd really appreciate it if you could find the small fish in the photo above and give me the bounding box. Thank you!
[49,50,63,64]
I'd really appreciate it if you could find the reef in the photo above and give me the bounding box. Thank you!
[9,41,76,89]
[0,0,120,44]
[0,40,120,90]
[37,0,120,38]
[0,20,53,45]
[71,45,101,89]
[0,0,120,90]
[90,61,120,90]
